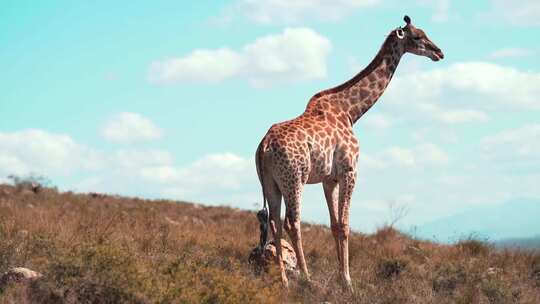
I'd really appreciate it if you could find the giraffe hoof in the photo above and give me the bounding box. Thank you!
[341,276,353,292]
[281,276,289,288]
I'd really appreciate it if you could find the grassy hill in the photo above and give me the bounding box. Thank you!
[0,184,539,303]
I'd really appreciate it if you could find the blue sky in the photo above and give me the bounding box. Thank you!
[1,1,539,236]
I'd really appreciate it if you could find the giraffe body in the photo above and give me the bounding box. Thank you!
[260,113,356,185]
[255,16,444,288]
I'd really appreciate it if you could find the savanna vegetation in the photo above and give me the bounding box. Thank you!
[0,183,539,303]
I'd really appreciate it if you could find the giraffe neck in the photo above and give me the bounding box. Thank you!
[343,39,403,124]
[308,34,404,125]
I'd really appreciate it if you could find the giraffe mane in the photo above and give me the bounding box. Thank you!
[310,31,397,101]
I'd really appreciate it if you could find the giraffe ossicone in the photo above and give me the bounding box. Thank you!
[255,15,444,288]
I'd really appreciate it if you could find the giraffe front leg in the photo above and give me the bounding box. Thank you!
[323,180,342,268]
[337,170,356,290]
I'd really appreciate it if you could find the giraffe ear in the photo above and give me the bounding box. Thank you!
[404,15,411,25]
[396,28,405,39]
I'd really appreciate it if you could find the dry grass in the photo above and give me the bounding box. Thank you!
[0,184,539,303]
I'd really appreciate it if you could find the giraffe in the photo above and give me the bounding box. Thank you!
[255,16,444,288]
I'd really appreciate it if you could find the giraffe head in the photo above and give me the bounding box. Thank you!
[395,15,444,62]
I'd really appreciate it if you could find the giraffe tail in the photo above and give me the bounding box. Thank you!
[255,139,269,248]
[255,139,267,211]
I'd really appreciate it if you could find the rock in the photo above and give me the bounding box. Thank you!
[249,239,298,275]
[18,230,29,237]
[164,216,180,225]
[0,185,15,196]
[0,267,42,288]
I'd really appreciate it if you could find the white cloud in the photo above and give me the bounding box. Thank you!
[140,166,180,184]
[230,0,380,24]
[489,48,534,59]
[361,113,393,130]
[359,153,388,170]
[481,124,540,165]
[1,124,535,235]
[384,143,449,167]
[387,62,540,113]
[149,153,253,188]
[417,103,489,124]
[114,150,174,169]
[148,49,243,84]
[417,0,450,22]
[416,143,450,165]
[361,143,449,169]
[149,28,332,87]
[0,128,256,206]
[355,60,540,226]
[436,109,489,124]
[133,153,256,205]
[243,28,331,86]
[0,129,102,177]
[101,112,162,144]
[384,147,416,167]
[488,0,540,26]
[0,128,451,223]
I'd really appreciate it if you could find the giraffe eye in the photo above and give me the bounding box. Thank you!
[413,36,422,41]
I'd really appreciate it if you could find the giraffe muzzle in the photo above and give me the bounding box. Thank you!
[429,43,444,61]
[433,50,444,61]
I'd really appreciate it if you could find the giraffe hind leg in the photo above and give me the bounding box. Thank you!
[283,183,310,280]
[264,176,288,286]
[265,178,280,240]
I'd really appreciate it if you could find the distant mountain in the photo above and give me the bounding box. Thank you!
[495,235,540,251]
[413,199,540,243]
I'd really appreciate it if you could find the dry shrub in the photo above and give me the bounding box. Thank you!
[373,225,400,242]
[432,263,467,295]
[45,242,148,303]
[160,258,280,304]
[457,238,490,256]
[480,278,511,304]
[376,258,407,279]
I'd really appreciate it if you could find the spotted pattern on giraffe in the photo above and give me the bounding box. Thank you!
[255,15,444,288]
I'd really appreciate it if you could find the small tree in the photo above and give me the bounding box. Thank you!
[386,200,410,228]
[7,173,53,193]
